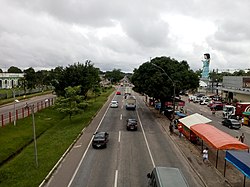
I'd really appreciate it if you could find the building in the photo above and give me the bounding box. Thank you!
[0,73,24,89]
[221,76,250,102]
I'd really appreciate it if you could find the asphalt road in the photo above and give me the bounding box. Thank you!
[43,88,204,187]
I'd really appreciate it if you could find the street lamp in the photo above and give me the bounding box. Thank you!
[151,63,176,120]
[25,104,38,168]
[11,89,19,126]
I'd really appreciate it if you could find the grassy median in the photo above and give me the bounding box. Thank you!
[0,87,114,187]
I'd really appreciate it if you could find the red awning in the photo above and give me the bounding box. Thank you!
[190,124,249,150]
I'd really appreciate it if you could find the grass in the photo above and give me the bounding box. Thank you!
[0,87,114,187]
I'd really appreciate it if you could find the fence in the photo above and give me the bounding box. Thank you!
[0,98,55,127]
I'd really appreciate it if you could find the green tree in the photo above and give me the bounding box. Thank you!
[54,86,88,120]
[105,69,124,83]
[52,61,101,98]
[0,68,3,73]
[131,56,199,107]
[8,66,22,73]
[23,67,37,90]
[36,70,51,91]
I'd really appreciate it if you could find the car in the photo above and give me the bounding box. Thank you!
[110,100,118,108]
[200,99,210,105]
[222,119,241,129]
[116,91,121,95]
[208,101,222,108]
[210,103,224,111]
[126,119,138,130]
[92,132,109,148]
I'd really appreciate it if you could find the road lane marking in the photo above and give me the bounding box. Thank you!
[120,114,122,120]
[136,110,155,168]
[73,144,82,148]
[67,97,112,187]
[118,131,121,142]
[114,170,118,187]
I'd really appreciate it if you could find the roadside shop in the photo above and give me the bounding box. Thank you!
[177,113,212,143]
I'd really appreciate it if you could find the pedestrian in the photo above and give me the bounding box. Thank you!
[169,121,174,135]
[212,108,216,115]
[203,147,208,162]
[239,133,245,143]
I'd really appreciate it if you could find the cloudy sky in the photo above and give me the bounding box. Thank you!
[1,0,250,73]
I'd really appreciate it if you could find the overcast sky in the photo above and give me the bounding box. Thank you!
[1,0,250,73]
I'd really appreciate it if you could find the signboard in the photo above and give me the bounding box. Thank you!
[243,78,250,88]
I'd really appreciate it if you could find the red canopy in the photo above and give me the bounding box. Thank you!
[191,124,249,150]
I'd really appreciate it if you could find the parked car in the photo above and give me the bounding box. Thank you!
[116,91,121,95]
[92,132,109,148]
[200,98,210,105]
[110,100,119,108]
[208,101,222,108]
[210,103,224,111]
[222,119,241,129]
[126,119,138,131]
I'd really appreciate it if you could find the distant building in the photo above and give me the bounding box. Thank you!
[0,73,24,89]
[221,76,250,102]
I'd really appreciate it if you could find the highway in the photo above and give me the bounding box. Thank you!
[43,87,204,187]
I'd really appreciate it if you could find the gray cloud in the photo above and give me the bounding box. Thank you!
[0,0,250,72]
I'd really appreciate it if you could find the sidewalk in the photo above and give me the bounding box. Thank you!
[149,107,245,187]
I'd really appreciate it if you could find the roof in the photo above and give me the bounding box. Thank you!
[175,112,186,118]
[225,150,250,178]
[178,113,212,129]
[154,167,189,187]
[243,111,250,116]
[190,124,249,150]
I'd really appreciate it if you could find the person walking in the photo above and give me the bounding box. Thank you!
[203,147,209,162]
[169,121,174,135]
[239,133,245,143]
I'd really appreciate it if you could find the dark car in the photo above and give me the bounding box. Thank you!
[222,119,241,129]
[126,119,138,131]
[92,132,109,148]
[210,103,224,111]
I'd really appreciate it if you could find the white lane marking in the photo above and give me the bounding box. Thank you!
[136,110,156,168]
[118,131,121,142]
[67,98,113,187]
[120,114,122,120]
[114,170,118,187]
[73,144,82,148]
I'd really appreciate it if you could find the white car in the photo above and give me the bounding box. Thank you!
[110,100,119,108]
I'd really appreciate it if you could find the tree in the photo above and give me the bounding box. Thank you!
[23,67,37,90]
[52,61,101,98]
[105,69,125,83]
[36,70,51,91]
[8,66,22,73]
[0,68,3,73]
[131,56,199,108]
[54,86,88,120]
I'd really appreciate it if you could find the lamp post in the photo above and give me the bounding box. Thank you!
[25,104,38,168]
[151,63,176,120]
[11,89,19,126]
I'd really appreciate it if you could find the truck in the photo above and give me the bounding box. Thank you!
[223,102,250,119]
[124,87,132,96]
[125,96,136,110]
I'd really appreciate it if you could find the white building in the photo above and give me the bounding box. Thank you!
[0,73,24,89]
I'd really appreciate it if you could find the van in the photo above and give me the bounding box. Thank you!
[147,167,189,187]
